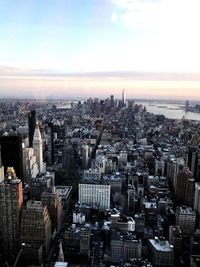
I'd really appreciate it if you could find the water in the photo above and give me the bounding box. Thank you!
[57,99,200,122]
[136,101,200,121]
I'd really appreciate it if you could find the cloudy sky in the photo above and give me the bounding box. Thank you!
[0,0,200,99]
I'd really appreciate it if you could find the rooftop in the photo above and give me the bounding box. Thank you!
[149,238,174,252]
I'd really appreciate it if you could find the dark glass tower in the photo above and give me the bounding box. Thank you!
[0,135,24,181]
[28,110,36,147]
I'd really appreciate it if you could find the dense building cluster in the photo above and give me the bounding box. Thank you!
[0,94,200,267]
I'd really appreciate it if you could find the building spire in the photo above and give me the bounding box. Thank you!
[57,241,64,262]
[33,122,42,141]
[33,121,44,173]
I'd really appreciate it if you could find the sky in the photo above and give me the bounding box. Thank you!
[0,0,200,99]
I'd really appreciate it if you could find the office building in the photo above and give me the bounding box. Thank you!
[82,144,89,169]
[83,168,101,180]
[30,171,55,200]
[169,225,182,265]
[23,147,39,183]
[20,243,43,267]
[122,89,126,107]
[63,224,91,261]
[0,135,24,182]
[79,182,110,211]
[148,237,174,267]
[110,94,115,108]
[46,122,54,165]
[28,110,36,147]
[127,185,135,216]
[175,167,195,207]
[187,147,200,182]
[110,233,142,264]
[190,229,200,266]
[20,200,51,255]
[176,206,196,236]
[0,167,23,258]
[0,148,4,183]
[56,186,73,214]
[41,190,63,233]
[62,139,75,170]
[33,123,45,173]
[194,182,200,227]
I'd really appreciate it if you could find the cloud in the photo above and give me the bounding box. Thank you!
[0,65,200,81]
[112,0,200,31]
[0,65,200,100]
[111,0,200,72]
[111,12,118,22]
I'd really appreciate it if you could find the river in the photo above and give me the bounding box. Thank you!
[136,101,200,121]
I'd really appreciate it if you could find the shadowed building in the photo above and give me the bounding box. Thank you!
[28,110,36,148]
[46,122,54,165]
[175,167,195,207]
[20,200,51,256]
[0,167,23,259]
[0,135,24,182]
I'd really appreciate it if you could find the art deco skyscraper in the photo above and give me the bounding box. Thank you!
[33,123,43,173]
[0,167,23,259]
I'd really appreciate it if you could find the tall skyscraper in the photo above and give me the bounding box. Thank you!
[28,110,36,147]
[62,139,75,170]
[187,147,200,182]
[194,182,200,227]
[33,123,44,173]
[175,167,195,207]
[46,122,54,165]
[0,135,24,181]
[122,89,126,107]
[0,167,23,259]
[110,95,115,108]
[194,183,200,214]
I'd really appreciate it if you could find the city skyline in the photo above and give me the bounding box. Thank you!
[0,0,200,99]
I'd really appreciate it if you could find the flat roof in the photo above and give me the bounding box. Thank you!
[56,186,72,197]
[149,239,173,252]
[54,262,68,267]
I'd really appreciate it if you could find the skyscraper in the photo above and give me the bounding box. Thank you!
[175,167,195,207]
[33,123,44,173]
[194,183,200,214]
[176,206,196,236]
[187,147,200,182]
[0,167,23,259]
[28,110,36,147]
[62,138,75,170]
[122,89,126,107]
[20,200,51,256]
[194,182,200,227]
[0,146,4,183]
[0,135,24,181]
[46,122,54,165]
[110,95,115,108]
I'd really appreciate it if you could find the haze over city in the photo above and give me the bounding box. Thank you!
[0,0,200,99]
